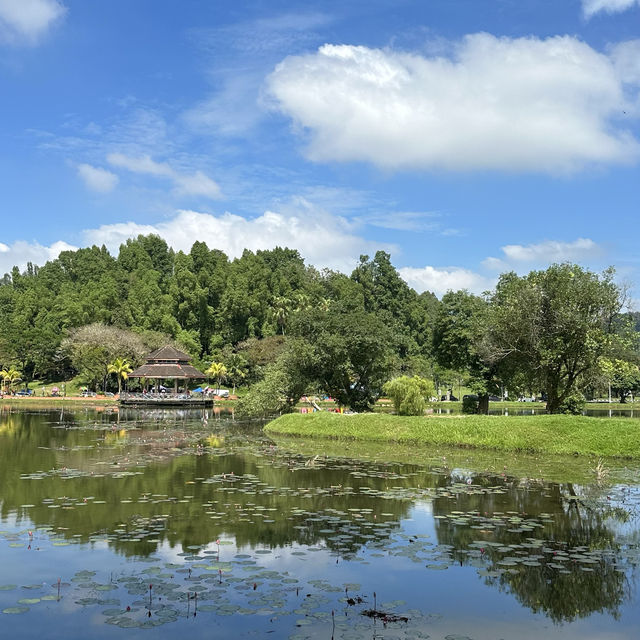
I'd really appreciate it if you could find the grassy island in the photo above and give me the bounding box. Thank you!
[264,412,640,459]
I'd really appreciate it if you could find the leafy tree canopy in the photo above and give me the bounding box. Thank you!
[484,264,624,413]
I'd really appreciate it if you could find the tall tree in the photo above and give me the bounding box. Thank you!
[294,305,394,412]
[432,290,500,414]
[484,264,624,414]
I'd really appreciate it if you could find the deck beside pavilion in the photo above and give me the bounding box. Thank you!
[119,392,213,407]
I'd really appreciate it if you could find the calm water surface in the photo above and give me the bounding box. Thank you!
[1,406,640,639]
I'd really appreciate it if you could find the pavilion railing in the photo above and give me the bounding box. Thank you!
[119,392,210,402]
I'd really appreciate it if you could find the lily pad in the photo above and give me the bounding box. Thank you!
[3,606,30,614]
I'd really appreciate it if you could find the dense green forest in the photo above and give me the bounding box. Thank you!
[0,234,639,413]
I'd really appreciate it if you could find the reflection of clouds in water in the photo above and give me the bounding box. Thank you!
[406,501,437,540]
[152,538,236,564]
[237,543,335,576]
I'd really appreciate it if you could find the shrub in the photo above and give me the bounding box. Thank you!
[558,392,586,415]
[383,376,434,416]
[462,395,479,414]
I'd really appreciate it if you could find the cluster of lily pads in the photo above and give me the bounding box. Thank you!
[1,530,435,639]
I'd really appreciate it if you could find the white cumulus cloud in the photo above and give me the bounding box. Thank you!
[0,0,65,45]
[483,238,602,271]
[399,237,605,297]
[0,239,76,276]
[267,35,640,173]
[83,204,394,273]
[76,163,119,193]
[398,265,495,297]
[583,0,640,17]
[107,152,222,199]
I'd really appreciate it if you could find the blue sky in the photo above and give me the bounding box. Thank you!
[1,0,639,298]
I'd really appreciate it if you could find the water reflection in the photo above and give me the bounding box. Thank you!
[431,476,633,622]
[1,406,640,634]
[0,408,410,556]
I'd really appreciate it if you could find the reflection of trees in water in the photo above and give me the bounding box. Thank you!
[432,474,632,623]
[0,409,416,557]
[488,556,629,624]
[3,407,636,622]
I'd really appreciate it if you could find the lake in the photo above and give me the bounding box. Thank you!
[1,405,640,639]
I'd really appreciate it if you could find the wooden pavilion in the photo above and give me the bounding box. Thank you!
[120,346,211,406]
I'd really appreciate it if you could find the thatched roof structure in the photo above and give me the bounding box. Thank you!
[129,346,205,379]
[146,346,192,362]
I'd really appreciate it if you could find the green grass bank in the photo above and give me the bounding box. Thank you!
[264,412,640,459]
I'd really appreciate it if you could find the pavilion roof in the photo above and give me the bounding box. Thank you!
[146,345,192,363]
[129,345,205,378]
[128,363,205,379]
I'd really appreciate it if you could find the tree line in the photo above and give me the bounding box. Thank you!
[0,234,638,413]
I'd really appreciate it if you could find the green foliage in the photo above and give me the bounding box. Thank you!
[383,375,434,416]
[237,339,314,417]
[1,366,22,393]
[558,392,586,415]
[222,352,248,393]
[205,361,228,389]
[485,264,624,413]
[107,357,133,394]
[351,251,438,363]
[236,335,287,384]
[1,238,638,417]
[599,357,640,402]
[462,395,480,414]
[294,305,394,412]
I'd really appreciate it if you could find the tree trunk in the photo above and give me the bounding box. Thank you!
[546,389,561,414]
[478,393,489,415]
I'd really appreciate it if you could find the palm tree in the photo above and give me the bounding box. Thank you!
[225,354,248,394]
[206,362,228,391]
[270,296,292,335]
[1,366,22,394]
[107,358,133,395]
[294,292,312,313]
